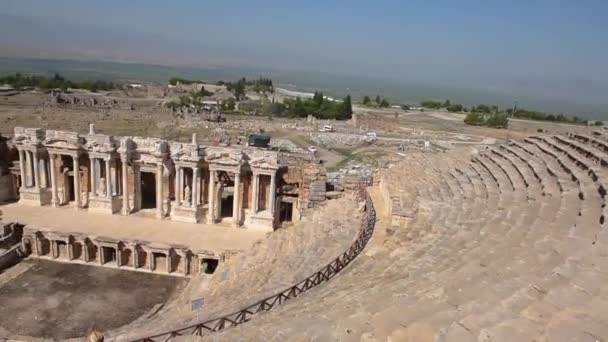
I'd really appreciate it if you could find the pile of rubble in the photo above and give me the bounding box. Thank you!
[309,132,375,147]
[269,138,307,154]
[328,161,375,191]
[47,91,124,109]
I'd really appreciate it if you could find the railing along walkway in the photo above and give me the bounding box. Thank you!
[131,185,376,342]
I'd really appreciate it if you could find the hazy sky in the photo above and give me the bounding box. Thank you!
[3,0,606,78]
[1,0,607,114]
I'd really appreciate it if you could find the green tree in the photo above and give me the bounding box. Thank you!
[421,100,442,109]
[223,97,236,111]
[363,95,371,105]
[464,112,484,125]
[375,95,381,105]
[486,113,508,128]
[313,91,324,107]
[341,95,353,119]
[379,98,390,108]
[446,103,463,112]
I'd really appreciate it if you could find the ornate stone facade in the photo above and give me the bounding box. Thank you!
[3,126,322,232]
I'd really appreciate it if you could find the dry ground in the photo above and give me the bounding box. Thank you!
[0,259,187,339]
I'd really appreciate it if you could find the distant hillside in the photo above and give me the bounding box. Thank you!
[0,57,605,119]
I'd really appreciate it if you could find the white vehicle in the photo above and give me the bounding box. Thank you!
[307,146,318,154]
[319,125,334,132]
[365,132,377,139]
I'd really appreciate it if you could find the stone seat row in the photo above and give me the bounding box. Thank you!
[206,137,607,341]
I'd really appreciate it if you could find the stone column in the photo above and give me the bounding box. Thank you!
[66,239,73,260]
[83,242,89,262]
[192,167,199,209]
[31,236,39,256]
[98,244,104,265]
[232,171,241,227]
[90,157,97,197]
[133,247,139,269]
[25,150,32,187]
[40,158,48,188]
[50,240,57,258]
[73,156,81,208]
[95,159,101,193]
[134,165,141,211]
[105,159,112,199]
[49,154,58,207]
[121,157,130,215]
[148,251,155,271]
[252,173,259,214]
[116,247,122,267]
[207,170,216,224]
[156,163,163,219]
[184,252,191,275]
[111,163,118,196]
[199,171,205,206]
[166,251,172,273]
[33,151,40,190]
[175,166,182,207]
[18,150,26,189]
[270,172,277,215]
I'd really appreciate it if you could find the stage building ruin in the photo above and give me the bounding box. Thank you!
[0,125,328,232]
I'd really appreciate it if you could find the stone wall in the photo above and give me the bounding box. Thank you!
[300,161,327,209]
[0,175,15,202]
[0,223,23,271]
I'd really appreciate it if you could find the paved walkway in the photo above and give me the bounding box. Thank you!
[0,203,267,253]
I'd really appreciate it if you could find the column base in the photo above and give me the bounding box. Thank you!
[89,195,122,214]
[19,187,52,206]
[171,203,203,223]
[244,209,275,232]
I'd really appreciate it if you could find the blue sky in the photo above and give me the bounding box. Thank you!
[1,0,607,114]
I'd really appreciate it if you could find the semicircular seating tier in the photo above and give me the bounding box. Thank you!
[176,134,608,341]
